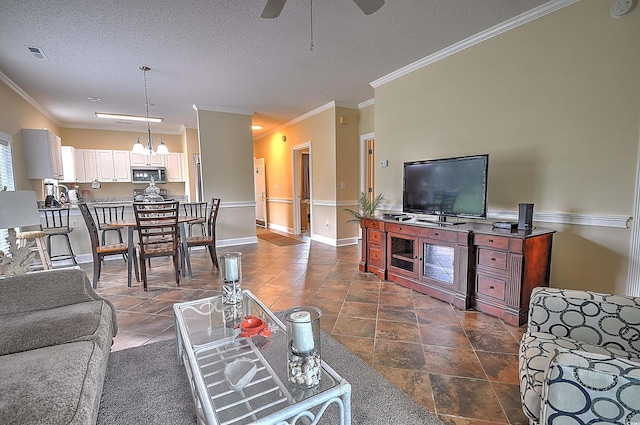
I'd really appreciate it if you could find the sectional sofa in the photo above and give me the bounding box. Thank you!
[0,269,117,424]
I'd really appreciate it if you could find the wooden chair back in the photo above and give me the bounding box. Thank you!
[181,202,208,220]
[79,203,101,252]
[207,198,221,238]
[133,201,180,255]
[93,205,125,230]
[133,201,181,290]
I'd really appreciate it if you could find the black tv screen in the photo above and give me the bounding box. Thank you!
[403,154,489,219]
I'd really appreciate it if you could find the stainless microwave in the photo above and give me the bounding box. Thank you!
[131,167,167,184]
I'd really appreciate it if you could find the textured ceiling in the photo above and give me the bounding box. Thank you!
[0,0,549,138]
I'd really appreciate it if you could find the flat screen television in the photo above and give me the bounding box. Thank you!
[403,154,489,222]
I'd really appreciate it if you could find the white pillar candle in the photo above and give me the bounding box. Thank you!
[225,257,238,282]
[289,311,315,353]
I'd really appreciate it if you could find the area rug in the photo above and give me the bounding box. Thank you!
[97,333,443,425]
[257,232,304,246]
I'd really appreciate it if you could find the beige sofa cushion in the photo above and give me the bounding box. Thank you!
[0,300,114,356]
[0,340,109,425]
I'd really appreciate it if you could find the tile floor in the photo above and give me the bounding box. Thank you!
[87,228,529,425]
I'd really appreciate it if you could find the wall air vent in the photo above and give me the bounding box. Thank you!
[27,46,48,60]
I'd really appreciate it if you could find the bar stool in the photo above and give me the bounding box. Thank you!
[16,230,53,270]
[40,207,77,265]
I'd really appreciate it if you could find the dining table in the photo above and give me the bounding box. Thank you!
[111,216,199,288]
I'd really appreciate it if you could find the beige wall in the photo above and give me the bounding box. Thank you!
[335,107,361,240]
[0,80,60,192]
[197,108,256,243]
[358,103,374,136]
[253,104,361,244]
[373,1,640,294]
[182,127,200,201]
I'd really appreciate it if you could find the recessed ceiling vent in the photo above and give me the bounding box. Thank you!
[27,46,48,60]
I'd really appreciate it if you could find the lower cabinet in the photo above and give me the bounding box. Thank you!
[385,223,473,310]
[360,218,554,325]
[473,232,554,326]
[360,219,386,280]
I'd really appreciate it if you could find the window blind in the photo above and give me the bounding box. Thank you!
[0,134,16,255]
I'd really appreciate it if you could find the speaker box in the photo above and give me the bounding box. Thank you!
[518,203,534,230]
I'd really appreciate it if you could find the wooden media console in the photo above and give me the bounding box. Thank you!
[359,218,555,326]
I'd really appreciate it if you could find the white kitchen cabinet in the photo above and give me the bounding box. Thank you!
[96,150,131,182]
[61,146,86,182]
[61,146,76,182]
[83,149,98,182]
[113,150,131,181]
[21,129,64,179]
[165,152,183,182]
[74,148,86,182]
[130,152,165,167]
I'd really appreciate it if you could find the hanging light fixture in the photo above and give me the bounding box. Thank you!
[131,66,169,155]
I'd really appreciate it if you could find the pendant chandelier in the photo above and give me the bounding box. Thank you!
[131,66,169,155]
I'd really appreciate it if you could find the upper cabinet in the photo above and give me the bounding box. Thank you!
[165,153,183,182]
[130,151,183,182]
[95,150,131,182]
[21,129,64,179]
[61,146,86,183]
[130,152,164,167]
[83,149,98,182]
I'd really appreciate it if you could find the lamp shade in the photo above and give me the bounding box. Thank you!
[131,139,146,154]
[0,191,41,229]
[155,140,169,155]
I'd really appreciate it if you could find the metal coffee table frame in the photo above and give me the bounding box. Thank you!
[174,290,352,425]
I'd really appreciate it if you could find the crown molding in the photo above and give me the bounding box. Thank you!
[192,104,253,115]
[358,98,375,109]
[0,70,60,126]
[371,0,579,88]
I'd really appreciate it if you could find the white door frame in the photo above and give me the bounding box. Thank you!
[292,141,312,235]
[254,157,267,228]
[360,132,375,196]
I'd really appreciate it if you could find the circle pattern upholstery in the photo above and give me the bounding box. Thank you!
[519,287,640,424]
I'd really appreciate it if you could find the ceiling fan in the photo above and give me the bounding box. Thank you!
[261,0,385,18]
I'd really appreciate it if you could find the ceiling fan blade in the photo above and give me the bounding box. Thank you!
[261,0,287,18]
[352,0,385,15]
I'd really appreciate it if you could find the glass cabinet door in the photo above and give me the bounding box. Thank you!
[389,235,416,274]
[422,242,454,284]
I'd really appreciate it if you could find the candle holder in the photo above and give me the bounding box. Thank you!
[219,252,243,305]
[285,306,322,389]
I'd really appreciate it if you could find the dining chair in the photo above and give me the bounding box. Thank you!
[93,205,126,245]
[40,207,77,265]
[185,198,221,277]
[133,201,181,291]
[79,203,138,288]
[181,201,208,237]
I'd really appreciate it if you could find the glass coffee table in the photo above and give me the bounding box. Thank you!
[173,290,351,425]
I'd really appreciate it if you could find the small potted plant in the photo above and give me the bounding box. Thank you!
[344,192,386,223]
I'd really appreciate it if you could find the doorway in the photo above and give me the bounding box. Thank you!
[360,133,375,202]
[292,142,312,236]
[254,158,267,228]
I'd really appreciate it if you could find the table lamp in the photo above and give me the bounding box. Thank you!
[0,190,41,230]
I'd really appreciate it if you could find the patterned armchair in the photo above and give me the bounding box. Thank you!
[519,287,640,424]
